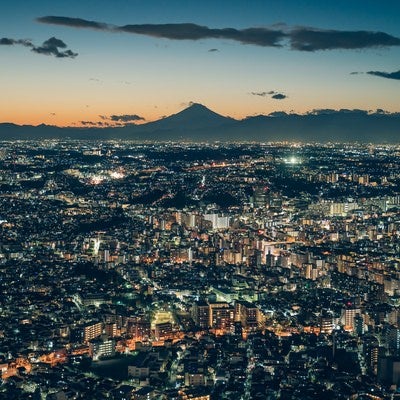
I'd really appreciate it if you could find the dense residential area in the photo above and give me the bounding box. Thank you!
[1,140,400,399]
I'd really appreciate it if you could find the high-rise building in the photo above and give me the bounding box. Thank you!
[127,317,151,340]
[363,336,382,375]
[388,326,400,355]
[266,251,275,268]
[89,338,115,361]
[235,301,260,331]
[192,301,210,329]
[83,322,103,343]
[209,302,234,331]
[341,306,361,332]
[378,356,400,385]
[304,263,318,280]
[105,322,117,338]
[320,316,334,334]
[204,214,230,230]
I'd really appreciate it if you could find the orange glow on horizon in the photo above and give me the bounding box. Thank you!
[2,112,154,128]
[2,99,400,128]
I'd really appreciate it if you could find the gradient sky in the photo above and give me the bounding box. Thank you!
[1,0,400,126]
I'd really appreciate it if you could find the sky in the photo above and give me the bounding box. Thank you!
[1,0,400,127]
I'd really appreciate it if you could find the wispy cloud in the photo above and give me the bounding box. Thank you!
[251,90,287,100]
[0,37,33,47]
[80,121,103,126]
[250,91,274,97]
[350,68,400,80]
[367,69,400,81]
[37,16,400,51]
[0,36,77,58]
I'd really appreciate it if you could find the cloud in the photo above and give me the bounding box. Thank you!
[251,91,269,97]
[290,27,400,51]
[80,121,99,126]
[1,36,77,58]
[271,93,287,100]
[32,36,78,58]
[264,109,392,118]
[367,69,400,81]
[109,114,145,122]
[0,37,33,47]
[118,24,286,47]
[37,16,400,52]
[0,38,15,45]
[307,108,369,116]
[80,121,114,127]
[98,114,145,124]
[37,16,110,30]
[350,69,400,80]
[180,101,197,107]
[251,90,287,100]
[38,16,285,47]
[307,109,337,115]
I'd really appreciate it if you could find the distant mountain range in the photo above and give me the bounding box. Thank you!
[1,103,400,142]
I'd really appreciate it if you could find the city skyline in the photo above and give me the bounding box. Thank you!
[2,140,400,398]
[1,0,400,129]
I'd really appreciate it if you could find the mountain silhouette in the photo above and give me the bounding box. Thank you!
[139,103,235,132]
[1,104,400,142]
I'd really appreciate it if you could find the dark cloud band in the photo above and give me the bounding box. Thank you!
[290,28,400,51]
[109,114,145,122]
[37,17,285,47]
[98,114,145,124]
[367,69,400,81]
[37,16,111,30]
[36,15,400,51]
[119,24,285,47]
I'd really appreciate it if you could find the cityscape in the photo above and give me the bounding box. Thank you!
[1,140,400,399]
[2,0,400,399]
